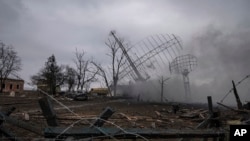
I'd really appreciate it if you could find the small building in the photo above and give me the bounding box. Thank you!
[36,81,61,94]
[1,78,24,93]
[37,82,49,92]
[89,88,109,96]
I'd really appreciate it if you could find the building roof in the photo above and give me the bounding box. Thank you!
[4,78,24,82]
[1,74,24,81]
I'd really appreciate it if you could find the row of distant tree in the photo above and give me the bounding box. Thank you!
[0,31,127,96]
[30,51,99,96]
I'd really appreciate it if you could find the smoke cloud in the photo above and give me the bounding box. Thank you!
[126,25,250,106]
[187,25,250,105]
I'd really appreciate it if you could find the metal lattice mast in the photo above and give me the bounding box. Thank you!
[169,54,197,101]
[118,34,183,81]
[182,69,191,101]
[110,31,145,81]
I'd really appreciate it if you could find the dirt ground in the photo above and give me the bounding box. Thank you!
[0,91,238,140]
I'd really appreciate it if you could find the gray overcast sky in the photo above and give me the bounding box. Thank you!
[0,0,250,103]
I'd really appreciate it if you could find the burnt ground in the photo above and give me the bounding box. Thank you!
[0,92,243,140]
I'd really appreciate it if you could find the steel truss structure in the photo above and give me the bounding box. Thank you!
[109,32,183,83]
[169,54,198,101]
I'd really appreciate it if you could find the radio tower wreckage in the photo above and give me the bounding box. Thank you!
[109,31,183,83]
[169,54,198,101]
[110,31,145,81]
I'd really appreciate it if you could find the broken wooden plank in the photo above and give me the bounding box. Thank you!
[199,113,205,119]
[179,109,206,119]
[118,113,132,121]
[91,107,114,127]
[217,102,250,114]
[155,111,162,118]
[196,96,215,129]
[217,102,237,111]
[179,113,199,118]
[39,96,59,126]
[195,114,213,129]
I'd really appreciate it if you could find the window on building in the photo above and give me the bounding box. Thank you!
[10,84,13,90]
[2,83,5,89]
[17,84,20,89]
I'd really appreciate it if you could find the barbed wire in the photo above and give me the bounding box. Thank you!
[12,76,149,141]
[10,72,149,140]
[220,74,250,103]
[55,116,149,141]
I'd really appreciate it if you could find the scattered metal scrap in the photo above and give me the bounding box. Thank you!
[0,91,228,140]
[41,96,225,140]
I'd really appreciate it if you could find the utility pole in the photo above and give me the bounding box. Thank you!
[159,76,170,103]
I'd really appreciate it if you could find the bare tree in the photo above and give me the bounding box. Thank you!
[65,65,77,92]
[105,36,126,96]
[92,62,112,96]
[74,49,99,91]
[0,42,22,93]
